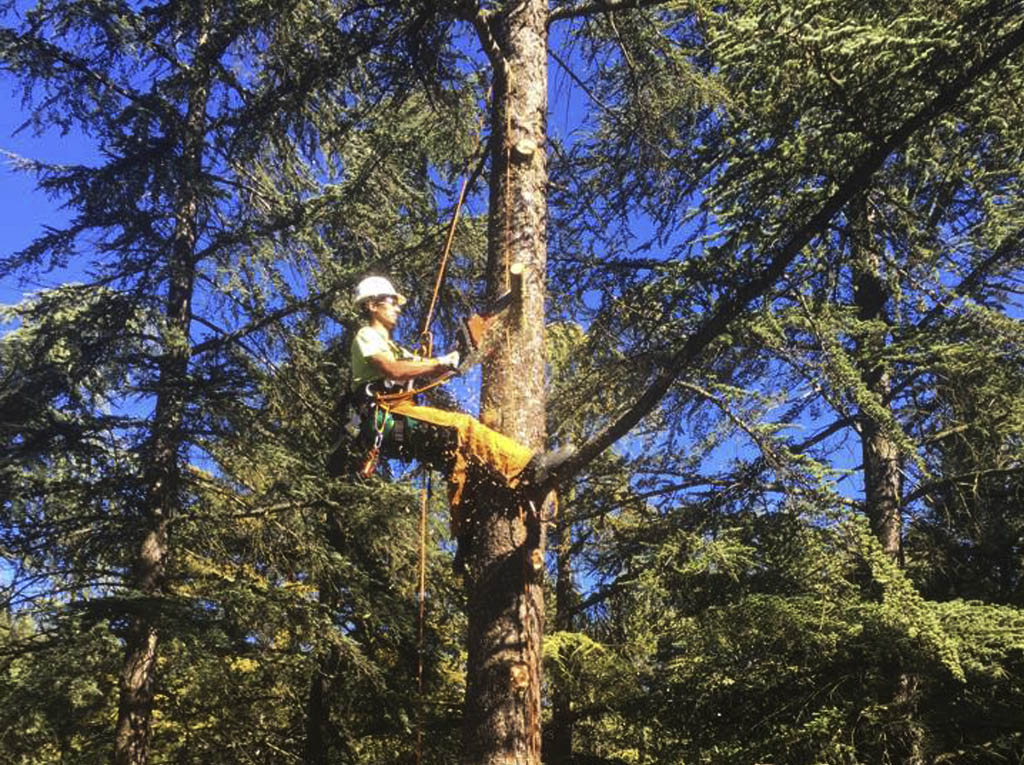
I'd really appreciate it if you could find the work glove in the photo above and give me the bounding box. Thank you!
[437,350,460,370]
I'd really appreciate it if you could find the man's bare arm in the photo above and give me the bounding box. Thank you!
[367,353,456,383]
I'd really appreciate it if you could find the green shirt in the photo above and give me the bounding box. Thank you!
[350,325,416,390]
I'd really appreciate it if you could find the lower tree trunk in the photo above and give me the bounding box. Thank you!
[463,492,546,764]
[304,653,331,765]
[113,522,167,765]
[305,505,351,765]
[893,672,926,764]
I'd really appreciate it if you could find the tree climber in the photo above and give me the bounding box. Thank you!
[348,275,573,522]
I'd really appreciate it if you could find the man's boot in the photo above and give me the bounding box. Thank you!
[526,444,576,485]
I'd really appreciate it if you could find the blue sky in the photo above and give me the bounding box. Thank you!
[0,86,95,306]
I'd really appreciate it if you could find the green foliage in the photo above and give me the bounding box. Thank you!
[548,501,1024,764]
[0,0,482,760]
[2,0,1023,762]
[0,614,121,763]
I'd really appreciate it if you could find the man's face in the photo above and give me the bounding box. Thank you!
[368,295,401,330]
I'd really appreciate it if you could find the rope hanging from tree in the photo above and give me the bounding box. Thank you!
[409,132,483,762]
[418,175,472,359]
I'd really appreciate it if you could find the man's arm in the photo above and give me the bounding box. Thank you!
[367,351,458,383]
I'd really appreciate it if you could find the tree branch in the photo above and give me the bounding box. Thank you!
[903,466,1024,506]
[540,14,1024,491]
[548,0,675,26]
[190,286,340,356]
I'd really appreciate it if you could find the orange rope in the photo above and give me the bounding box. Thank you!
[420,176,471,352]
[419,113,486,356]
[372,372,455,409]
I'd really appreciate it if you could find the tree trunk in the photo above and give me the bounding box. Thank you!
[305,507,352,765]
[463,1,549,762]
[113,22,209,763]
[860,410,902,559]
[852,198,902,561]
[304,652,331,765]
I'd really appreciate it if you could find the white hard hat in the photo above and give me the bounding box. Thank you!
[353,275,406,307]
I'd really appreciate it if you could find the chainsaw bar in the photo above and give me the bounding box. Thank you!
[453,289,514,373]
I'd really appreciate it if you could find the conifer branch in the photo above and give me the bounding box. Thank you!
[903,466,1024,506]
[190,288,339,356]
[548,47,614,117]
[541,13,1024,490]
[548,0,676,26]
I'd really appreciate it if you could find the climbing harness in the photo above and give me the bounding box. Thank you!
[352,383,434,480]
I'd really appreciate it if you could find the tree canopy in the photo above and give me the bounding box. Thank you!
[2,0,1023,762]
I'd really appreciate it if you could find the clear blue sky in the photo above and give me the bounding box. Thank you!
[0,86,95,306]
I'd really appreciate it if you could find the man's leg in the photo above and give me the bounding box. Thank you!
[399,417,477,572]
[401,416,457,472]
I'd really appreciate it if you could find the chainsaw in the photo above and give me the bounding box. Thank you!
[454,289,515,373]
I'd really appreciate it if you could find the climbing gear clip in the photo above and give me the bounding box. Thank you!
[359,407,388,478]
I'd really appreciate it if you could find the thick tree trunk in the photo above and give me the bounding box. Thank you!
[113,26,209,763]
[305,672,327,765]
[305,508,352,765]
[304,650,335,765]
[852,199,902,561]
[463,1,549,762]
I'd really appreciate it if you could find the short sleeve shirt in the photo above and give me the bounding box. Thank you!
[350,325,415,389]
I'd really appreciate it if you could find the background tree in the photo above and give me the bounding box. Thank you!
[2,0,1024,762]
[0,0,479,761]
[539,0,1024,760]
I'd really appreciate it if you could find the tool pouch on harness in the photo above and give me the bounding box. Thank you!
[345,381,445,477]
[347,382,414,457]
[362,404,407,454]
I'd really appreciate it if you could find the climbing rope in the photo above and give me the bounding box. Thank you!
[367,373,455,423]
[417,108,487,358]
[408,127,483,758]
[419,176,472,358]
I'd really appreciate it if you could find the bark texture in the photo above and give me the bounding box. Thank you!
[464,1,549,762]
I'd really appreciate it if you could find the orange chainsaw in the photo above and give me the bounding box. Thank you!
[454,289,514,372]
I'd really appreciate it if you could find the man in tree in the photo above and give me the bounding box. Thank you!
[349,275,572,516]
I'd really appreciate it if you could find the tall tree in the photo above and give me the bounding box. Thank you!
[459,2,550,761]
[3,0,1024,762]
[451,0,1024,758]
[538,0,1024,758]
[0,0,451,760]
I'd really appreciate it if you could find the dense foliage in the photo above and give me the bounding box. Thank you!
[2,0,1023,762]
